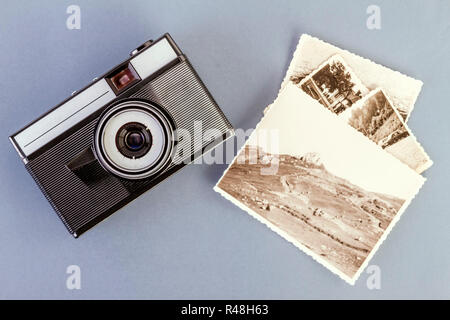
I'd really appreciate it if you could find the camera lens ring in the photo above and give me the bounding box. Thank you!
[94,99,175,180]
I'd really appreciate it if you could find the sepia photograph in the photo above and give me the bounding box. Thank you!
[0,0,448,303]
[298,55,368,114]
[340,89,432,173]
[281,34,423,121]
[216,84,425,284]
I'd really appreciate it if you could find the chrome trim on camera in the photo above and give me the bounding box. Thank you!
[130,38,178,79]
[12,79,116,157]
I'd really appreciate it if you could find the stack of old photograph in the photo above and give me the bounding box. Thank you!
[215,34,432,285]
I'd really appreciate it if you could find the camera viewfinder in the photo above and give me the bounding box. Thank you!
[107,63,140,94]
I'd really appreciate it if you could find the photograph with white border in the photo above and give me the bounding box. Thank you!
[215,83,425,284]
[298,55,369,115]
[280,34,423,121]
[340,88,432,174]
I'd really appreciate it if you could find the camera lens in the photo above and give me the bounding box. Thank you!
[115,122,152,159]
[94,100,175,180]
[126,132,144,150]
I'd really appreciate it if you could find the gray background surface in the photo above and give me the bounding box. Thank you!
[0,0,449,299]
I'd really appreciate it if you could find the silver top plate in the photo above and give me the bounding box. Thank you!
[11,37,178,158]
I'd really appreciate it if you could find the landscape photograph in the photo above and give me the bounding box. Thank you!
[216,85,425,283]
[340,89,432,173]
[298,55,368,114]
[219,145,405,278]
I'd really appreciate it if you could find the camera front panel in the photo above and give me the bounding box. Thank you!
[24,57,233,237]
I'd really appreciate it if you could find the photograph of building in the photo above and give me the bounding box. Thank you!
[299,56,367,114]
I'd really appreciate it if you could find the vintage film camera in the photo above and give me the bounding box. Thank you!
[10,34,234,237]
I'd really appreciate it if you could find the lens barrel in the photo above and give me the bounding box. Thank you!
[94,100,175,180]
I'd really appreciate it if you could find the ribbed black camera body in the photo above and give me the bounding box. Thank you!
[10,34,234,237]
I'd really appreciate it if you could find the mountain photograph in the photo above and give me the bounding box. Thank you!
[342,89,432,173]
[218,145,404,278]
[216,84,425,283]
